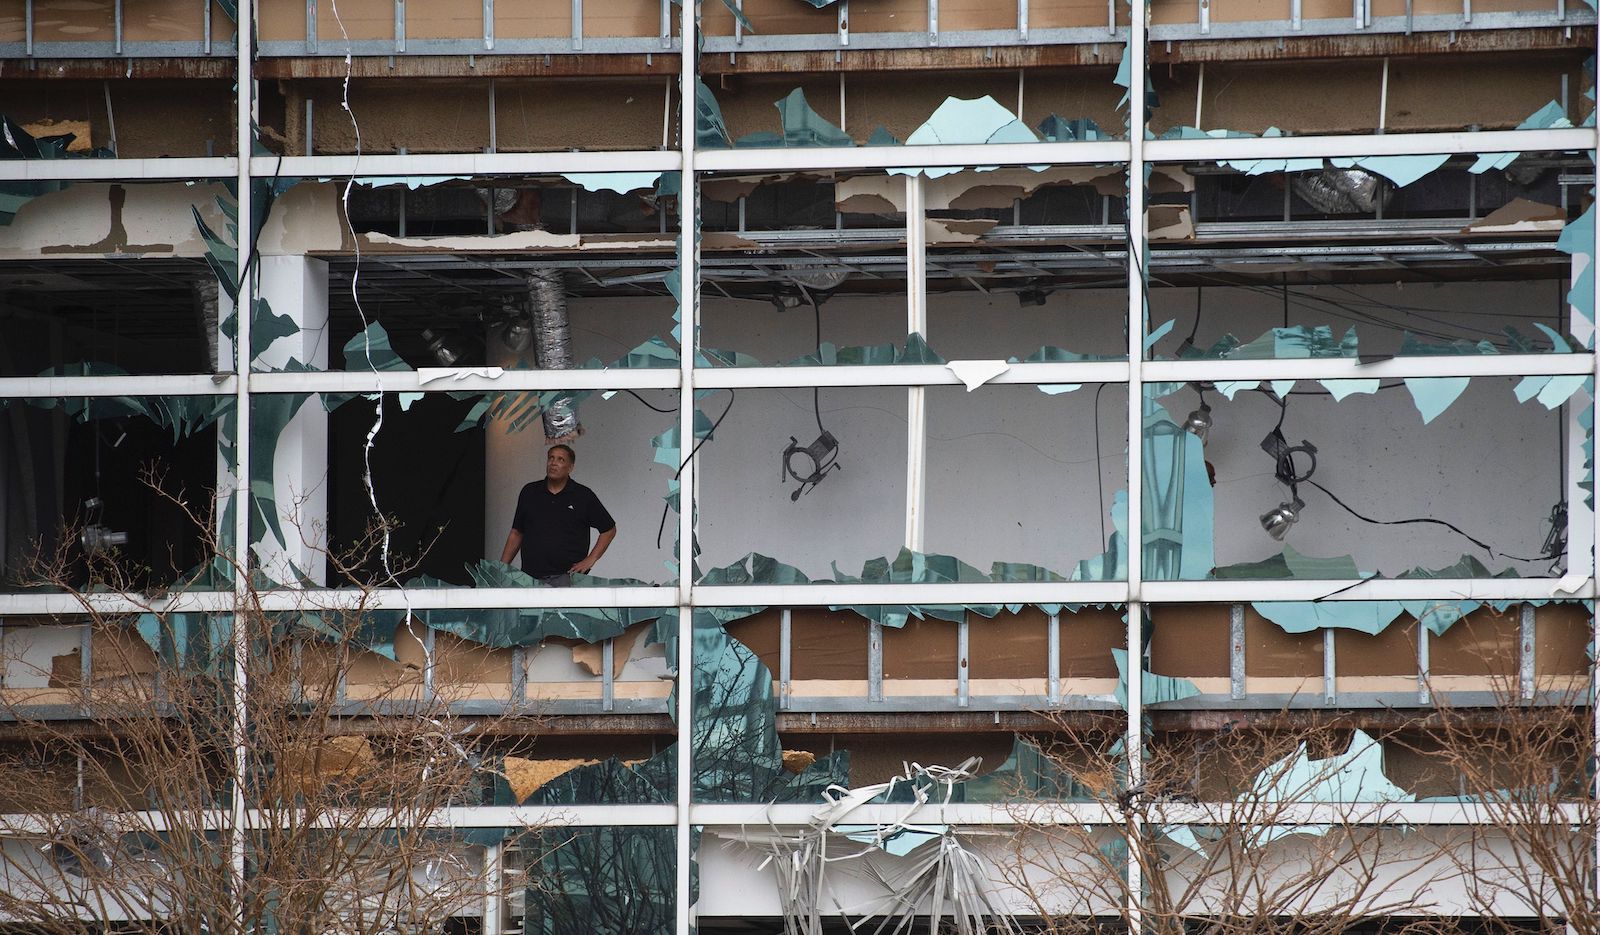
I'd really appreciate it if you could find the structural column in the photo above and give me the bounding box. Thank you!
[252,254,331,586]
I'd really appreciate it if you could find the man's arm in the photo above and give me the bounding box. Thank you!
[569,525,616,574]
[499,528,524,565]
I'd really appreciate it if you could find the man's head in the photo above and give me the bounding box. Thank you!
[546,444,576,482]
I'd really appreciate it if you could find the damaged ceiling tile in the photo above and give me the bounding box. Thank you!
[924,218,998,243]
[1148,204,1194,241]
[1462,198,1566,234]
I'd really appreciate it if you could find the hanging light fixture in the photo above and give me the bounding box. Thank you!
[79,498,127,556]
[1182,402,1212,443]
[421,328,467,366]
[1260,497,1305,541]
[497,295,535,355]
[1182,385,1213,444]
[1259,418,1318,542]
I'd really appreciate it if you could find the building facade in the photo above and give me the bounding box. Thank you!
[0,0,1597,930]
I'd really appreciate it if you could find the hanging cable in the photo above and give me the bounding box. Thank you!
[622,390,678,413]
[655,389,737,550]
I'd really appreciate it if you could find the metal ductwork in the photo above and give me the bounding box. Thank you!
[1290,167,1392,215]
[195,278,220,372]
[526,270,581,443]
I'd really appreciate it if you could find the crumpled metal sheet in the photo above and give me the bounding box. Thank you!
[724,759,1025,935]
[527,270,581,442]
[1290,168,1391,215]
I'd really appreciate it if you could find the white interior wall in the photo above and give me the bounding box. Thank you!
[482,281,1562,583]
[1148,280,1571,359]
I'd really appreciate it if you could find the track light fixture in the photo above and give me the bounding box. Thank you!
[79,497,127,556]
[1182,385,1213,444]
[1260,498,1305,541]
[1259,420,1318,541]
[421,328,467,366]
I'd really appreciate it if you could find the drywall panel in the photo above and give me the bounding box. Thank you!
[259,0,307,41]
[1149,603,1231,677]
[0,0,22,41]
[704,0,833,37]
[313,0,396,42]
[1061,608,1123,676]
[1201,377,1555,573]
[288,78,668,154]
[0,80,231,158]
[31,0,115,42]
[125,0,206,41]
[1152,55,1580,135]
[1335,623,1417,676]
[1245,607,1322,676]
[715,76,847,142]
[967,607,1051,679]
[1429,608,1518,676]
[1031,0,1124,30]
[404,0,486,40]
[883,617,959,678]
[1,624,83,689]
[494,0,657,38]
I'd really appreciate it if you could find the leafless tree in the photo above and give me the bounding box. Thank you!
[0,467,529,934]
[997,713,1454,935]
[1403,673,1598,935]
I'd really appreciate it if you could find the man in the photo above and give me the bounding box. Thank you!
[499,444,617,586]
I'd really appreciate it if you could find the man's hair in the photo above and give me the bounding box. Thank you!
[549,443,576,463]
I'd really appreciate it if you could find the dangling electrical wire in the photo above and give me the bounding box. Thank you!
[654,389,738,550]
[1267,392,1551,563]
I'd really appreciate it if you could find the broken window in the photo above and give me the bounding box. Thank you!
[1147,376,1578,580]
[0,393,227,593]
[246,384,678,587]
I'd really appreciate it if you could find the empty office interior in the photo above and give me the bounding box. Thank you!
[0,0,1597,931]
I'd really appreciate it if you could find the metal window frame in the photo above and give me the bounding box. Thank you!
[2,0,1598,922]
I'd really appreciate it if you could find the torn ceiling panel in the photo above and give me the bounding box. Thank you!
[834,166,1190,214]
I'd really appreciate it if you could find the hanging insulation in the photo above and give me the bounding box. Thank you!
[1290,168,1391,215]
[195,278,220,372]
[527,270,581,442]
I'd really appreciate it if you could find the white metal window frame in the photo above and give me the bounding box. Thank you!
[0,0,1595,926]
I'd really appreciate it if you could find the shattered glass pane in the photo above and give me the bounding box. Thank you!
[1146,377,1578,579]
[0,179,239,375]
[707,603,1123,803]
[520,827,676,935]
[925,385,1127,579]
[252,388,678,587]
[0,394,229,593]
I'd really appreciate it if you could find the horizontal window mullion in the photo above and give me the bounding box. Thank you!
[249,369,678,393]
[1145,354,1595,383]
[253,150,682,179]
[0,374,236,398]
[0,156,237,182]
[692,361,1130,389]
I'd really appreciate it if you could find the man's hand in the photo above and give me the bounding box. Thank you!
[569,526,615,576]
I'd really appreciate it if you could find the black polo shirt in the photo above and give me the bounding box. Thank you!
[511,478,616,578]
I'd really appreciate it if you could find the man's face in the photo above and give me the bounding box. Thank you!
[546,448,574,481]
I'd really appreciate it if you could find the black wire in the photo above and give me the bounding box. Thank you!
[1303,478,1517,558]
[1185,287,1203,347]
[622,390,678,413]
[809,291,827,436]
[1093,382,1108,546]
[655,388,738,550]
